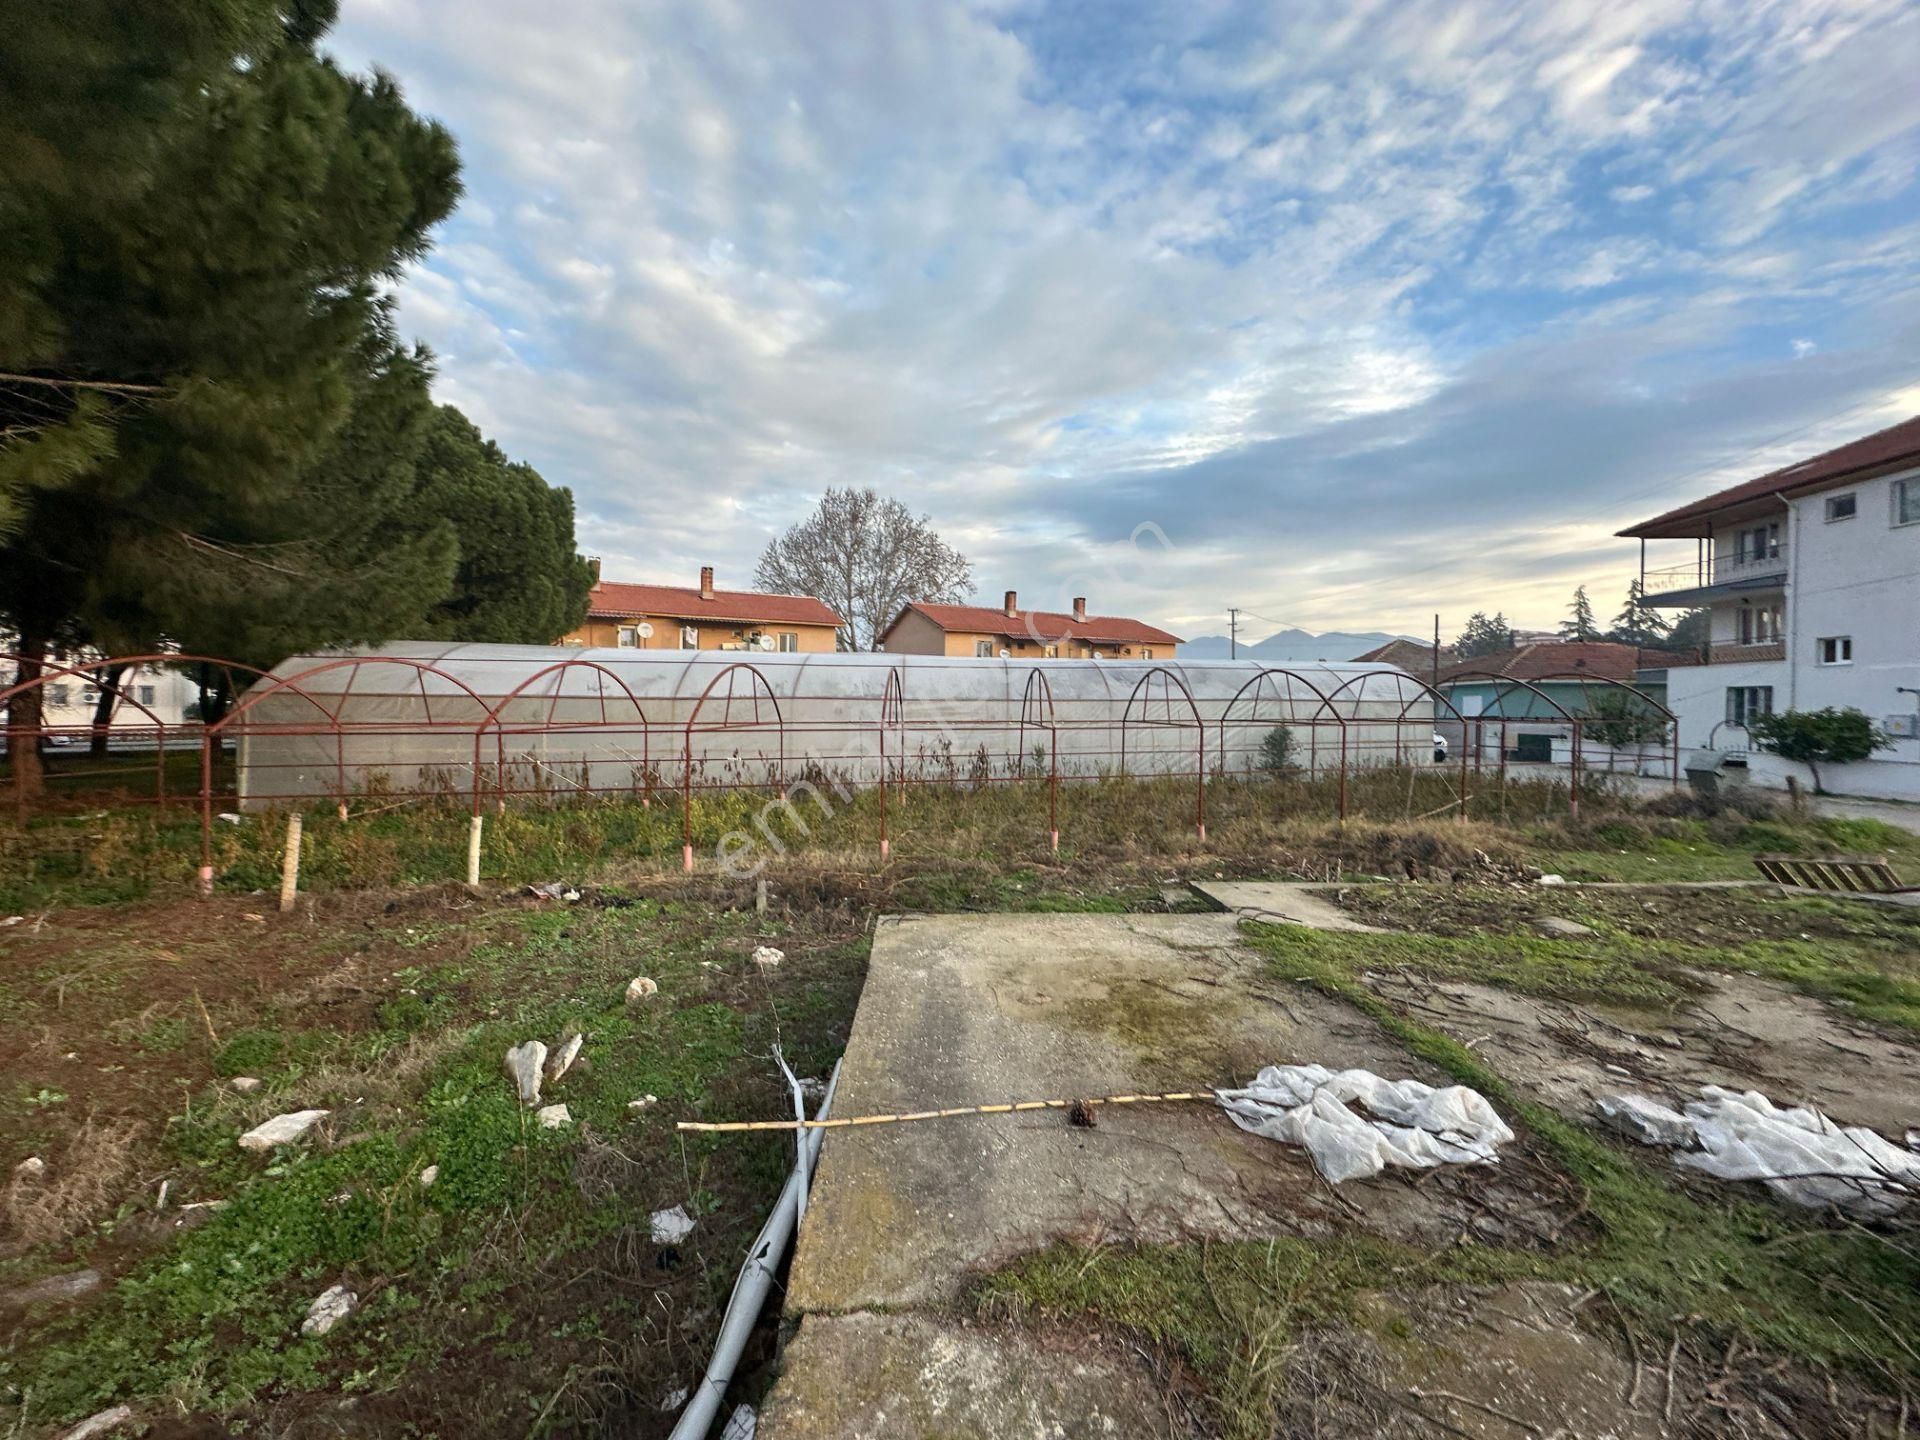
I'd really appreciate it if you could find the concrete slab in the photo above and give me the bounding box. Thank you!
[785,912,1463,1316]
[1191,880,1387,932]
[758,1312,1178,1440]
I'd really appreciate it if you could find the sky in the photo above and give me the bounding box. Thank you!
[329,0,1920,644]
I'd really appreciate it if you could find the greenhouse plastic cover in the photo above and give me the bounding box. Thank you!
[1599,1086,1920,1216]
[1216,1064,1515,1183]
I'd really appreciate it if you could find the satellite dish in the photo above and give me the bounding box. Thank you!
[636,622,654,639]
[755,635,775,651]
[998,649,1011,659]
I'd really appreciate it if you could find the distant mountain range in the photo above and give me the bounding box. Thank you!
[1180,628,1424,663]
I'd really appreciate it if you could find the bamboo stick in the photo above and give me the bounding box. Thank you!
[677,1089,1220,1133]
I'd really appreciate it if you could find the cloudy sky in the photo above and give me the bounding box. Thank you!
[330,0,1920,643]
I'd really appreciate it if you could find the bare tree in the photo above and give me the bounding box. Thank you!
[755,488,973,649]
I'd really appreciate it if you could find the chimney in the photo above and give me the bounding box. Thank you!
[587,556,601,584]
[700,565,715,601]
[1004,589,1018,618]
[1072,596,1086,622]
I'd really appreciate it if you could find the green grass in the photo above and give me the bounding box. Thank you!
[1541,813,1920,882]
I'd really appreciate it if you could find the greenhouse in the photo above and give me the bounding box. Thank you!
[223,643,1452,811]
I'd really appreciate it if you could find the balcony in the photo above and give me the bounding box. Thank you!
[1641,543,1788,604]
[1658,641,1786,668]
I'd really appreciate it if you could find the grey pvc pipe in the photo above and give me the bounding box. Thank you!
[668,1059,843,1440]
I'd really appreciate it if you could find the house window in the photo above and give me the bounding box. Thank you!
[1818,636,1852,665]
[48,684,71,708]
[1044,645,1058,658]
[680,625,700,649]
[778,632,798,653]
[1825,492,1857,521]
[1736,604,1781,645]
[1736,523,1780,563]
[1895,478,1920,527]
[1726,686,1774,727]
[616,626,639,647]
[138,685,155,705]
[1141,648,1154,660]
[974,640,994,658]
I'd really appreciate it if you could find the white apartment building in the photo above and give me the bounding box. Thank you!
[4,655,203,741]
[1621,415,1920,800]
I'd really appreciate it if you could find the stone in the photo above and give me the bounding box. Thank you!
[537,1104,572,1129]
[1536,873,1568,886]
[0,1268,102,1310]
[1530,916,1595,938]
[418,1165,439,1188]
[546,1032,584,1083]
[229,1076,262,1093]
[62,1406,134,1440]
[505,1040,547,1106]
[14,1155,46,1180]
[659,1384,690,1412]
[625,976,659,1005]
[238,1109,328,1152]
[650,1204,695,1243]
[752,945,785,968]
[300,1283,357,1337]
[628,1095,659,1112]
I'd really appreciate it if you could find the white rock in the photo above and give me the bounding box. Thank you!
[628,1095,659,1113]
[1530,916,1595,938]
[625,976,659,1005]
[238,1109,329,1152]
[62,1405,134,1439]
[536,1104,572,1129]
[418,1165,439,1188]
[650,1204,695,1243]
[216,812,243,825]
[230,1076,262,1094]
[300,1283,357,1337]
[659,1384,690,1412]
[1536,874,1567,886]
[14,1155,46,1180]
[797,1077,827,1101]
[546,1032,583,1083]
[505,1040,547,1106]
[752,945,785,968]
[1,915,22,927]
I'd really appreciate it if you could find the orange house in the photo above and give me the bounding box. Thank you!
[560,566,844,652]
[877,592,1181,660]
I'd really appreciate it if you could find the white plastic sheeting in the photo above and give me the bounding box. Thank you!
[230,643,1441,807]
[1599,1087,1920,1216]
[1216,1064,1514,1183]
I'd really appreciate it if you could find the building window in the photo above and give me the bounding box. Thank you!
[1736,522,1780,562]
[1726,686,1774,727]
[138,685,155,705]
[1818,636,1852,665]
[1736,604,1781,645]
[1141,648,1154,659]
[974,640,994,657]
[1044,645,1058,658]
[616,626,639,647]
[778,632,798,653]
[1895,478,1920,527]
[680,625,700,649]
[1825,492,1857,522]
[49,684,71,708]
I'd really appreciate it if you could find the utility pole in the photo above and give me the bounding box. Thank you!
[1432,614,1441,691]
[1228,608,1240,659]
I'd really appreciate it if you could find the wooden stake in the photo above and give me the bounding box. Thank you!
[677,1089,1219,1133]
[466,814,483,887]
[277,812,303,913]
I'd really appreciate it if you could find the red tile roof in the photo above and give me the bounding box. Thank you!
[1437,641,1644,686]
[1352,639,1448,669]
[883,601,1182,648]
[585,582,843,629]
[1619,415,1920,538]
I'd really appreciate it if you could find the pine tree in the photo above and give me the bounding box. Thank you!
[1607,579,1670,648]
[1559,585,1600,642]
[1453,611,1517,660]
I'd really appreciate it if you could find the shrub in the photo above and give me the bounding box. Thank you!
[1748,707,1892,795]
[1258,726,1297,775]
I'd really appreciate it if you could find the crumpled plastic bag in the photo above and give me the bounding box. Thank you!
[1604,1085,1920,1216]
[1215,1064,1514,1183]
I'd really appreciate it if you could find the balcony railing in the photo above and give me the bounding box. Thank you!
[1642,543,1789,595]
[1657,641,1786,668]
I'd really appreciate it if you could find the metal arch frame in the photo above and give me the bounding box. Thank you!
[1018,668,1060,852]
[1530,670,1681,788]
[877,667,905,859]
[1,655,192,814]
[478,658,653,814]
[681,661,784,872]
[1317,668,1474,821]
[199,656,496,893]
[1438,669,1588,814]
[1215,667,1349,805]
[1118,665,1206,841]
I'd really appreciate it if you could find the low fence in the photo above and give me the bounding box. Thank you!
[3,646,1678,889]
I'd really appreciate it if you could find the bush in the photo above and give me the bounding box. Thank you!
[1258,726,1297,775]
[1748,707,1892,795]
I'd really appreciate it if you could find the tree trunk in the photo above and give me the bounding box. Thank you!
[1807,760,1824,796]
[89,663,127,757]
[7,633,48,799]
